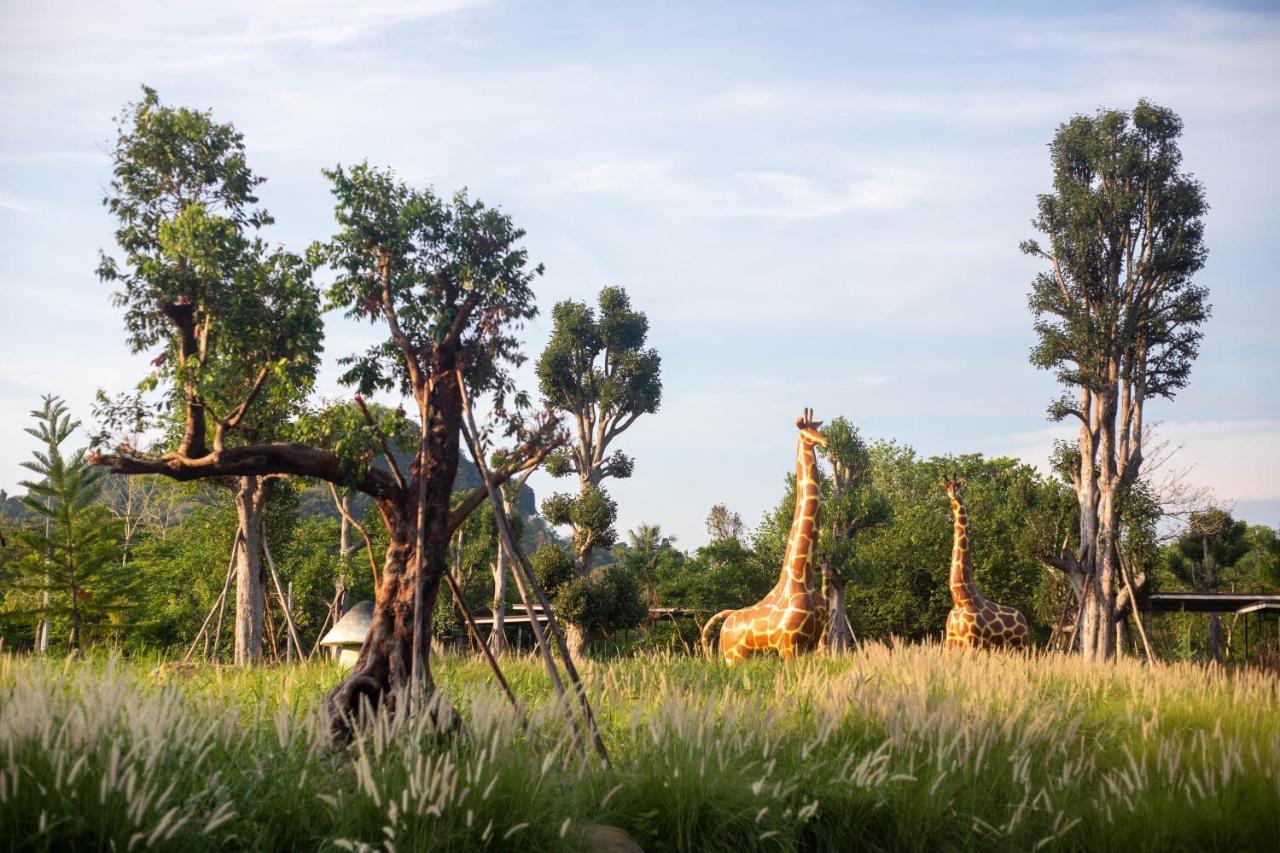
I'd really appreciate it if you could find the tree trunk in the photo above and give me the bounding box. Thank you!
[335,497,351,627]
[1204,536,1221,662]
[37,507,51,653]
[36,597,50,654]
[323,369,464,741]
[489,544,509,656]
[821,561,853,654]
[563,622,588,661]
[233,475,267,666]
[1071,478,1120,662]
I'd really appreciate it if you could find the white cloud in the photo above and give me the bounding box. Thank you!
[562,159,926,221]
[0,193,35,213]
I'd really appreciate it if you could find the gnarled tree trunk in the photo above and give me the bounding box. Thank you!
[323,371,463,739]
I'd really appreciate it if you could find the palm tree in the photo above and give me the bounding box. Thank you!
[628,523,676,608]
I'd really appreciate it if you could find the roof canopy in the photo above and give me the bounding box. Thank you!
[1144,592,1280,614]
[320,600,373,646]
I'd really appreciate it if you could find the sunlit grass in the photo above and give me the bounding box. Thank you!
[1,644,1276,851]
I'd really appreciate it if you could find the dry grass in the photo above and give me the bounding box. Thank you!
[1,643,1276,851]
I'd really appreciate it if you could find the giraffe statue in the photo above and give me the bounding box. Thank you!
[941,478,1029,650]
[701,409,828,664]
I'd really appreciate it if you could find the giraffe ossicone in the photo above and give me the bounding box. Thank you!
[941,477,1029,650]
[701,408,829,664]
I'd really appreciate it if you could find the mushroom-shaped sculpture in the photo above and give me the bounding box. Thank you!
[319,601,373,667]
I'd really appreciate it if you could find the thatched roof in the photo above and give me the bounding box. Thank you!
[320,601,373,647]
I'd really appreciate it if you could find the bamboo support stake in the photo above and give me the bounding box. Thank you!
[263,535,305,662]
[1119,552,1157,664]
[185,528,241,663]
[410,374,435,704]
[456,372,609,767]
[441,567,526,725]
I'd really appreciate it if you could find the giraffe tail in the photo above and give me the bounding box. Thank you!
[700,609,735,658]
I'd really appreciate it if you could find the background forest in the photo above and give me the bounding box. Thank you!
[3,407,1277,666]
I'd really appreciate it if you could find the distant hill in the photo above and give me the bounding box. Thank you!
[297,452,538,521]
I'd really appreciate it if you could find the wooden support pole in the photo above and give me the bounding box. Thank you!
[456,372,609,768]
[262,535,304,662]
[441,567,526,725]
[185,528,241,663]
[409,375,435,705]
[1119,552,1157,664]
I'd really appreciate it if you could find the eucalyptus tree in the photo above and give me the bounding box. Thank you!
[92,109,560,735]
[1022,100,1209,660]
[8,397,133,651]
[95,88,323,664]
[536,287,662,575]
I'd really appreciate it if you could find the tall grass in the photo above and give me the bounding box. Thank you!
[1,644,1276,851]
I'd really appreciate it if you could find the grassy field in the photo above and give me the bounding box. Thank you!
[0,644,1276,852]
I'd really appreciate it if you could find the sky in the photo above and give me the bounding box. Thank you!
[1,0,1278,549]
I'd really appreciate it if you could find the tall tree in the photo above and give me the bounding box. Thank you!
[93,143,559,736]
[96,88,323,664]
[6,397,133,651]
[536,286,661,655]
[1022,100,1209,661]
[537,286,662,574]
[817,417,889,652]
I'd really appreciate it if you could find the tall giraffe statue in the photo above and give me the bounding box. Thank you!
[702,409,828,664]
[941,478,1029,650]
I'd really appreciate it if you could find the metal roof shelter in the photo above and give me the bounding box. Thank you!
[1142,592,1280,663]
[1143,592,1280,613]
[319,600,372,667]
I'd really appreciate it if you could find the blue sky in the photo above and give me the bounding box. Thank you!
[1,1,1277,547]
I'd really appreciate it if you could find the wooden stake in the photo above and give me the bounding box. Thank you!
[1119,551,1157,664]
[185,528,241,663]
[456,372,609,768]
[441,567,526,725]
[263,535,305,662]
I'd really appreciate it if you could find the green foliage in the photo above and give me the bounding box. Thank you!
[536,286,661,434]
[818,417,890,583]
[1023,100,1209,406]
[553,563,647,636]
[535,286,661,575]
[529,544,575,599]
[1167,508,1252,591]
[318,163,541,402]
[3,398,133,649]
[541,485,618,564]
[95,86,322,450]
[657,538,774,619]
[292,398,411,487]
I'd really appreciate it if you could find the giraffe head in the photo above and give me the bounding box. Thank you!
[795,407,827,447]
[940,475,966,499]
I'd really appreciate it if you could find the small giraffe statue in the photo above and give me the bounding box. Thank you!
[941,478,1029,650]
[702,409,829,664]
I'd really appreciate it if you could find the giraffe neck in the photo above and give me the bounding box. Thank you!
[778,437,820,594]
[948,494,980,609]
